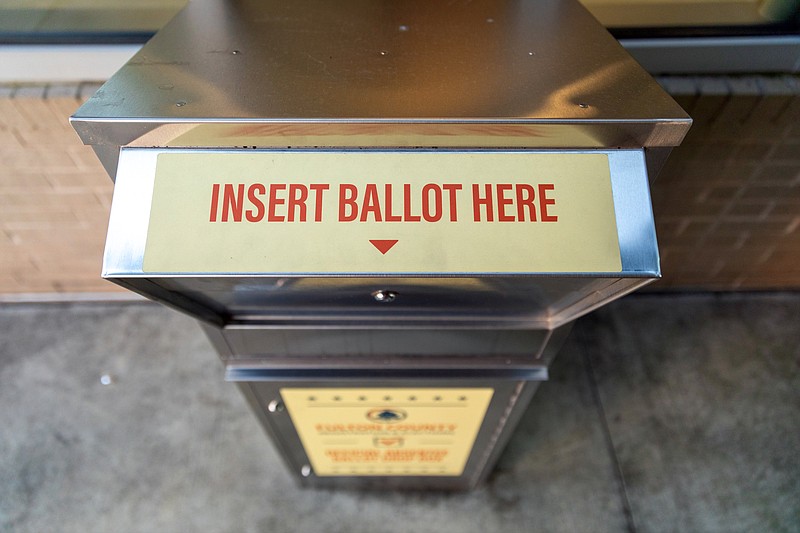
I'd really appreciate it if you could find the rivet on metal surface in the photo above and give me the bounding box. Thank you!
[100,374,114,385]
[379,50,389,56]
[267,400,284,413]
[578,103,590,109]
[300,465,312,477]
[372,290,398,303]
[232,49,240,55]
[175,101,187,107]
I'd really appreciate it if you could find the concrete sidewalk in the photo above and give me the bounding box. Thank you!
[1,293,798,532]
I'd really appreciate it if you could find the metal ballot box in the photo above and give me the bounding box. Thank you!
[71,0,690,490]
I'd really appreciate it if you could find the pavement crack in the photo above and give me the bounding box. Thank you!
[578,322,638,533]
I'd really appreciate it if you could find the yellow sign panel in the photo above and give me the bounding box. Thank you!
[281,388,494,477]
[143,151,621,273]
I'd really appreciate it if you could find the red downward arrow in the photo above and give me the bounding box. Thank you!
[369,239,398,255]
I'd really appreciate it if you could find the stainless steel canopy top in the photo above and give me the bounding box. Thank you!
[72,0,689,160]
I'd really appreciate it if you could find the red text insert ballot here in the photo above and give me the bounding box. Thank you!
[208,182,558,223]
[144,151,622,274]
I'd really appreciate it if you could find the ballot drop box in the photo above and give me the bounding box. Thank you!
[71,0,690,490]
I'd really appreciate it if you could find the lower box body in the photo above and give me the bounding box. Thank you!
[204,323,571,490]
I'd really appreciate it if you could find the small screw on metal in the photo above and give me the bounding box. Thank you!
[232,49,240,55]
[100,374,114,385]
[379,50,389,56]
[267,400,284,413]
[175,101,187,107]
[300,465,312,477]
[578,103,589,109]
[372,290,398,303]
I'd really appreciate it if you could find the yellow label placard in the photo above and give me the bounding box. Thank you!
[143,152,621,273]
[280,388,494,477]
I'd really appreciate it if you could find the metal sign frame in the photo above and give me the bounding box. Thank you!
[103,147,659,330]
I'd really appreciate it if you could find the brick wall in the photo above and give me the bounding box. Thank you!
[652,76,800,290]
[0,83,120,296]
[0,78,799,296]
